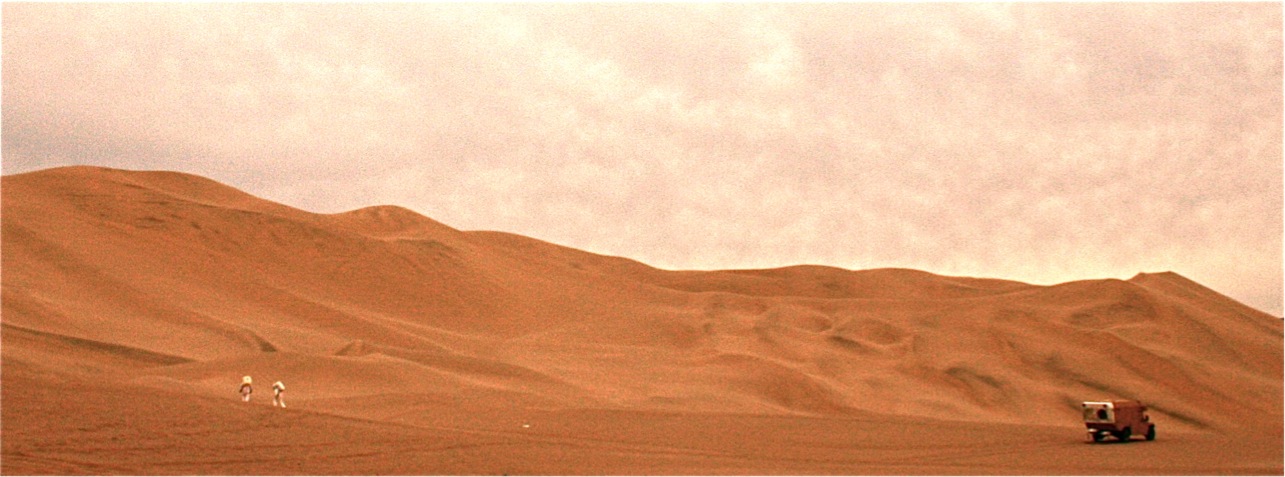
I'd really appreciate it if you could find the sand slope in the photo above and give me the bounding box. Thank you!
[3,166,1281,475]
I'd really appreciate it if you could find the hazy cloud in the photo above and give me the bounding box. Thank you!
[3,3,1281,315]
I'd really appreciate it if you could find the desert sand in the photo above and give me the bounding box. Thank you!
[2,166,1281,475]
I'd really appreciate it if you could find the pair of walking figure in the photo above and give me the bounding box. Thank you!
[240,376,286,407]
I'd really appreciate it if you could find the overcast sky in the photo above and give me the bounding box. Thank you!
[3,3,1281,316]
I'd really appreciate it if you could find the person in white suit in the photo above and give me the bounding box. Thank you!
[272,381,286,408]
[239,376,253,402]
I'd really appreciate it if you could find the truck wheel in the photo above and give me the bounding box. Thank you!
[1114,428,1131,441]
[1145,425,1156,441]
[1092,431,1106,442]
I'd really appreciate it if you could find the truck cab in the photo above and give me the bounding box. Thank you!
[1083,400,1156,442]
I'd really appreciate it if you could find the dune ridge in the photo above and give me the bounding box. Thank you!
[3,166,1281,474]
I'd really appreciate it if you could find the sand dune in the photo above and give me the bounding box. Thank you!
[3,166,1281,475]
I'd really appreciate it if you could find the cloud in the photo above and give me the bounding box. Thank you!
[3,3,1281,315]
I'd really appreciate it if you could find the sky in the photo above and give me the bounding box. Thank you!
[2,3,1282,316]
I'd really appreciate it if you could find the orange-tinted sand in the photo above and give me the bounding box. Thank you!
[3,166,1281,475]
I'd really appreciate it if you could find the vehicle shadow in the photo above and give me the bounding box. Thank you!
[1082,437,1156,445]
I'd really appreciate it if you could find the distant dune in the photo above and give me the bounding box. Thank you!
[3,166,1281,475]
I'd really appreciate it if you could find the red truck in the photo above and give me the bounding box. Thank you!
[1082,400,1156,442]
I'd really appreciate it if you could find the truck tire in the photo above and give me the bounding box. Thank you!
[1114,428,1131,441]
[1145,425,1156,441]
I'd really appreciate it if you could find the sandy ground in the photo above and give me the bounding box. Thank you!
[4,362,1279,475]
[3,166,1282,475]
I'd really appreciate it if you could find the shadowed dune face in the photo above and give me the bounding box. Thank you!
[3,166,1282,474]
